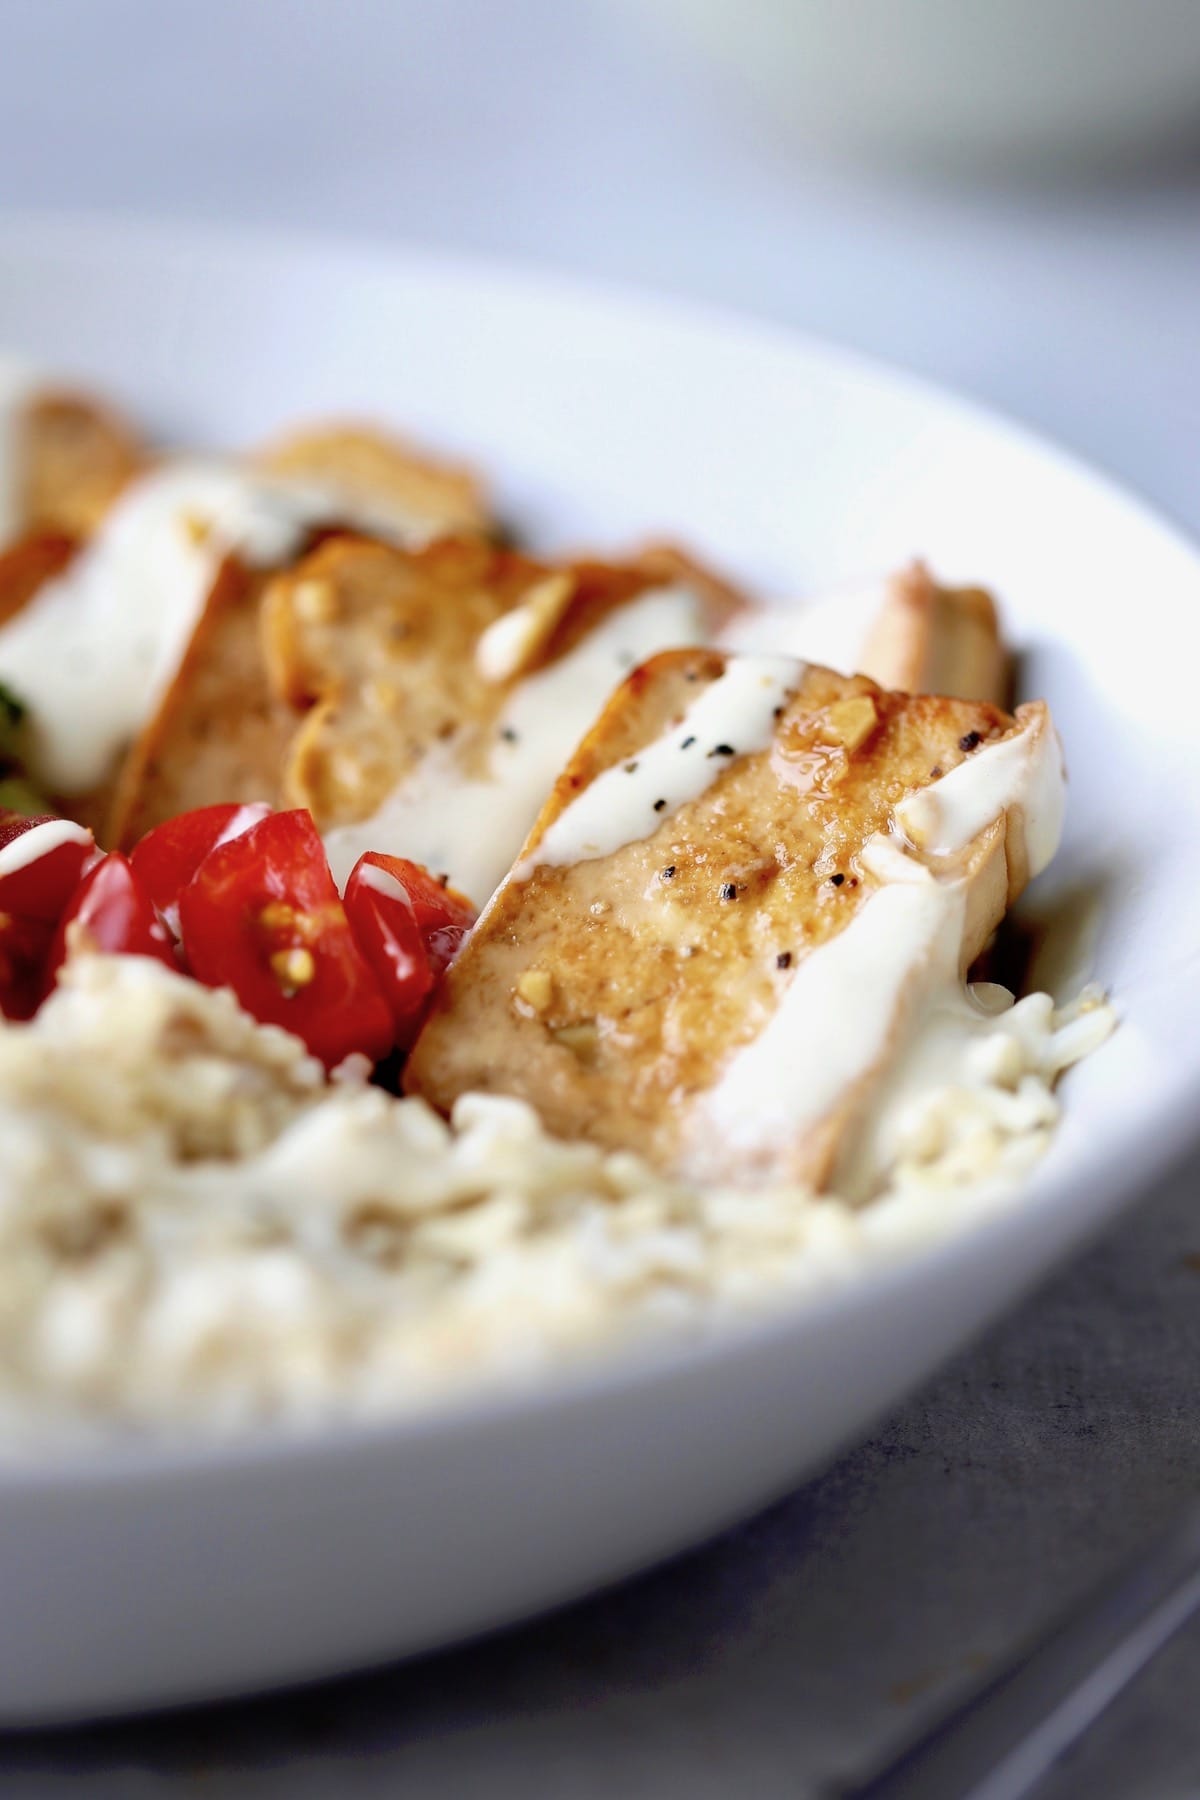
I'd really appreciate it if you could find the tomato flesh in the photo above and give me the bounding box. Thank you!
[178,810,393,1069]
[44,852,178,992]
[130,802,270,935]
[344,852,475,1048]
[0,911,55,1020]
[0,811,96,920]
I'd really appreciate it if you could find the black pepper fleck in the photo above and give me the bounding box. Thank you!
[681,735,696,750]
[958,730,982,753]
[776,951,792,969]
[653,798,667,813]
[661,865,676,880]
[500,726,519,744]
[624,760,639,774]
[437,872,450,888]
[773,705,785,720]
[829,872,845,887]
[719,882,738,900]
[930,764,943,778]
[708,743,735,758]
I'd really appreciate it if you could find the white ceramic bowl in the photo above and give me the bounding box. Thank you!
[0,214,1196,1723]
[614,0,1200,169]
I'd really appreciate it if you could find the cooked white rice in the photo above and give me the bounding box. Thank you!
[0,955,1113,1450]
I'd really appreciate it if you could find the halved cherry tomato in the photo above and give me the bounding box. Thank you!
[130,802,270,936]
[0,911,56,1020]
[44,852,178,992]
[344,852,475,1048]
[0,811,96,921]
[177,810,393,1069]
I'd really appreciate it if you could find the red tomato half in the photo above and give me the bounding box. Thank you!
[44,852,178,992]
[0,912,55,1020]
[178,809,393,1069]
[0,811,96,921]
[130,802,271,935]
[344,853,475,1048]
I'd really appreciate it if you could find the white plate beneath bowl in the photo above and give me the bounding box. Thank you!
[0,213,1196,1725]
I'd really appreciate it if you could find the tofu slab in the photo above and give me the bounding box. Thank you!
[262,536,736,904]
[107,561,293,845]
[405,650,1063,1189]
[722,560,1010,706]
[256,423,489,545]
[859,561,1009,704]
[0,386,143,629]
[21,391,143,538]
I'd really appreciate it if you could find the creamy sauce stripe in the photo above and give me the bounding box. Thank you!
[513,654,798,880]
[718,581,884,677]
[895,710,1065,877]
[0,817,92,878]
[323,585,712,905]
[696,857,960,1170]
[0,449,472,801]
[0,460,337,795]
[684,702,1067,1192]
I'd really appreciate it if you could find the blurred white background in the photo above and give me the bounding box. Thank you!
[0,0,1197,534]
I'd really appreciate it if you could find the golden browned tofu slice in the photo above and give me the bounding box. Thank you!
[721,560,1009,707]
[859,560,1009,704]
[263,535,566,819]
[405,650,1063,1191]
[256,423,489,544]
[0,387,143,631]
[110,533,581,847]
[261,536,737,904]
[20,391,143,537]
[0,531,76,631]
[107,561,292,845]
[110,531,730,865]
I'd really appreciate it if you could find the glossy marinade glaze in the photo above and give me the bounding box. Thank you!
[321,583,714,906]
[407,649,1065,1194]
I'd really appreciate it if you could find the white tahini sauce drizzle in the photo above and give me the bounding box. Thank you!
[0,816,92,878]
[322,585,711,906]
[0,355,42,547]
[894,711,1066,876]
[686,708,1068,1192]
[356,859,416,910]
[0,459,366,796]
[514,654,799,879]
[719,581,883,676]
[695,851,961,1173]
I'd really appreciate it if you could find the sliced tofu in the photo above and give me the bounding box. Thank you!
[262,535,561,827]
[859,561,1008,704]
[0,382,143,631]
[405,650,1063,1191]
[0,459,395,830]
[20,391,143,538]
[109,534,519,848]
[0,531,76,632]
[107,561,291,845]
[255,423,489,545]
[111,532,733,873]
[722,560,1009,706]
[261,536,736,904]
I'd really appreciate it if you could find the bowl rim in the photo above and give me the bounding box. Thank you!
[0,207,1196,1493]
